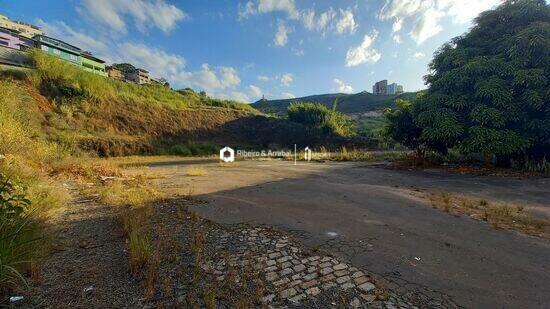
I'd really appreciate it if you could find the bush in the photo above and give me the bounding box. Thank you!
[288,102,354,137]
[0,175,40,291]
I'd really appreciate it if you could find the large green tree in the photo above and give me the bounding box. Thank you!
[389,0,550,164]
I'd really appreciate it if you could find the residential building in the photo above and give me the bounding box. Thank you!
[0,26,34,50]
[373,80,387,95]
[0,14,43,39]
[106,66,124,80]
[126,68,150,84]
[81,51,107,76]
[34,35,81,65]
[0,45,32,68]
[374,80,404,95]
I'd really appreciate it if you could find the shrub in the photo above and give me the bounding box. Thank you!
[0,175,40,291]
[287,102,354,137]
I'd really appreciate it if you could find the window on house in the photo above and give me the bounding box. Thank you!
[0,40,8,46]
[41,45,48,51]
[53,49,60,55]
[70,54,77,61]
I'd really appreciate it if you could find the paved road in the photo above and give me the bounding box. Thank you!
[135,158,550,308]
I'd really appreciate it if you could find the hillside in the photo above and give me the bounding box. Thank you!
[253,91,418,116]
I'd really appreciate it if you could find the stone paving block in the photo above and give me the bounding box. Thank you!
[358,282,376,292]
[281,261,293,269]
[341,282,355,290]
[361,294,376,303]
[307,266,316,273]
[269,252,281,259]
[266,272,278,281]
[319,262,332,268]
[321,274,336,282]
[280,287,297,298]
[293,264,306,272]
[277,256,291,263]
[322,282,337,290]
[320,257,332,262]
[303,273,318,281]
[300,280,318,290]
[351,271,365,278]
[266,260,276,266]
[279,268,293,276]
[320,267,334,275]
[336,275,350,284]
[305,286,321,296]
[333,263,348,271]
[289,293,305,303]
[334,270,349,277]
[289,279,302,287]
[265,266,278,272]
[274,277,290,287]
[354,276,369,285]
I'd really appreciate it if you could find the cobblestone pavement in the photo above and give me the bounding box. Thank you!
[151,199,456,308]
[197,225,419,308]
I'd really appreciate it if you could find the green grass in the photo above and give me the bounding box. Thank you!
[27,50,260,114]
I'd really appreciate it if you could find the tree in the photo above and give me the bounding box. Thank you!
[387,0,550,165]
[384,98,423,153]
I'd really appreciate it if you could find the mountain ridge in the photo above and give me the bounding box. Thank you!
[253,91,418,116]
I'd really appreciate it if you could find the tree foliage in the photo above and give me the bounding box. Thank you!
[386,0,549,164]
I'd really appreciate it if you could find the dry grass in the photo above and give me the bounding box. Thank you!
[428,192,548,238]
[185,166,208,177]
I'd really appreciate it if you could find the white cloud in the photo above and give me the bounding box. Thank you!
[121,42,186,78]
[379,0,500,44]
[414,51,425,59]
[292,48,305,56]
[173,64,241,93]
[392,18,403,32]
[238,1,257,19]
[274,21,290,47]
[411,8,444,44]
[257,75,270,82]
[280,73,294,87]
[334,79,354,93]
[335,8,357,34]
[345,31,381,67]
[37,20,109,54]
[230,91,250,103]
[316,8,336,32]
[281,92,296,99]
[79,0,187,33]
[392,34,402,44]
[248,85,263,98]
[301,9,316,30]
[239,0,299,19]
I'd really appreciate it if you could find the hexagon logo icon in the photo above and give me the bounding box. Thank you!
[219,146,235,163]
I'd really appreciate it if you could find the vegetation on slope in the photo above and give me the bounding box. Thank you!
[254,91,417,116]
[385,0,550,168]
[287,102,354,137]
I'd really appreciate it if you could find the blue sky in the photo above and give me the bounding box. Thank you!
[1,0,502,102]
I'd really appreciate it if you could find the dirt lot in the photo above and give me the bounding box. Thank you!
[126,158,550,309]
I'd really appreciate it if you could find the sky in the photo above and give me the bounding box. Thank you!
[1,0,503,102]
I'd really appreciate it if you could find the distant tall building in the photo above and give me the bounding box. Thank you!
[0,14,43,39]
[373,80,387,95]
[374,80,404,95]
[387,83,404,95]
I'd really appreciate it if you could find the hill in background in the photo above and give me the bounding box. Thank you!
[253,91,418,116]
